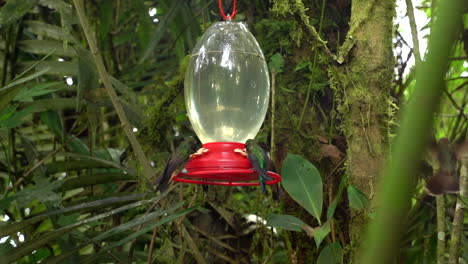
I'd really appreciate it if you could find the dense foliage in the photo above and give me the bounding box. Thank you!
[0,0,466,263]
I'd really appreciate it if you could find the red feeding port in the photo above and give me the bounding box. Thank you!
[173,142,281,186]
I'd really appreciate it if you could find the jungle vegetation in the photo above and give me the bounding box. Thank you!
[0,0,466,263]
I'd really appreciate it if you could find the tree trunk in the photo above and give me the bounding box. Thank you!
[330,0,395,253]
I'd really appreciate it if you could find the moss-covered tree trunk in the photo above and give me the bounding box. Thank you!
[331,0,395,252]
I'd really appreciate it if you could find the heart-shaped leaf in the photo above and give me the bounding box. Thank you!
[313,221,331,248]
[281,153,323,223]
[265,214,307,232]
[317,242,342,264]
[347,185,369,210]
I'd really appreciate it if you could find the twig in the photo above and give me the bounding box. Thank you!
[448,138,468,264]
[73,0,154,180]
[405,0,422,64]
[296,0,328,129]
[270,70,276,161]
[443,89,468,122]
[189,223,238,253]
[147,227,158,264]
[181,225,207,264]
[205,246,238,264]
[13,148,61,188]
[436,195,446,264]
[292,0,334,59]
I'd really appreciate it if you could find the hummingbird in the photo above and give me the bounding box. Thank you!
[425,138,460,196]
[154,136,199,192]
[245,139,274,193]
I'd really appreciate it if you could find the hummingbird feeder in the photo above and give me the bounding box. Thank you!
[173,1,281,186]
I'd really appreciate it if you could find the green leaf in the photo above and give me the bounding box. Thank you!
[313,221,331,248]
[19,40,76,57]
[75,47,99,110]
[281,153,323,223]
[0,196,15,211]
[139,0,184,64]
[0,67,50,93]
[317,242,342,264]
[0,106,35,128]
[14,177,62,208]
[269,53,284,73]
[347,185,369,210]
[14,82,62,102]
[79,205,200,264]
[265,214,308,232]
[0,193,147,237]
[0,0,37,26]
[19,61,77,76]
[0,86,23,113]
[327,175,348,220]
[40,110,64,140]
[3,194,164,262]
[25,21,76,42]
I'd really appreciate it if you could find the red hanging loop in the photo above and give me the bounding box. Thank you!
[218,0,237,20]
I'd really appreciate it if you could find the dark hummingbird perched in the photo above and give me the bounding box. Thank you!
[245,139,273,193]
[425,138,460,196]
[154,136,198,192]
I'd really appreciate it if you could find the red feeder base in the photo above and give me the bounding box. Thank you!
[173,142,281,186]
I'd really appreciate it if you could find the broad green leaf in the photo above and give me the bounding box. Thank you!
[269,53,284,73]
[281,153,323,223]
[40,110,63,140]
[314,221,331,248]
[317,242,342,264]
[347,185,369,210]
[265,214,307,232]
[66,136,90,155]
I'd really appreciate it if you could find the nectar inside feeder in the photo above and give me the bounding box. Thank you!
[173,20,281,186]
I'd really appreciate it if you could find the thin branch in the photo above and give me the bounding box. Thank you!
[180,225,207,264]
[147,227,158,264]
[405,0,422,64]
[443,89,468,122]
[436,195,446,264]
[72,0,154,180]
[270,70,276,163]
[292,0,334,60]
[448,139,468,264]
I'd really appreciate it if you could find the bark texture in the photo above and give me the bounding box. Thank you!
[330,0,395,252]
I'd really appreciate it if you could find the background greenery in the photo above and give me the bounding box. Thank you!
[0,0,466,263]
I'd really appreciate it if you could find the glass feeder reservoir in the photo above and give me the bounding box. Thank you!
[174,21,281,186]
